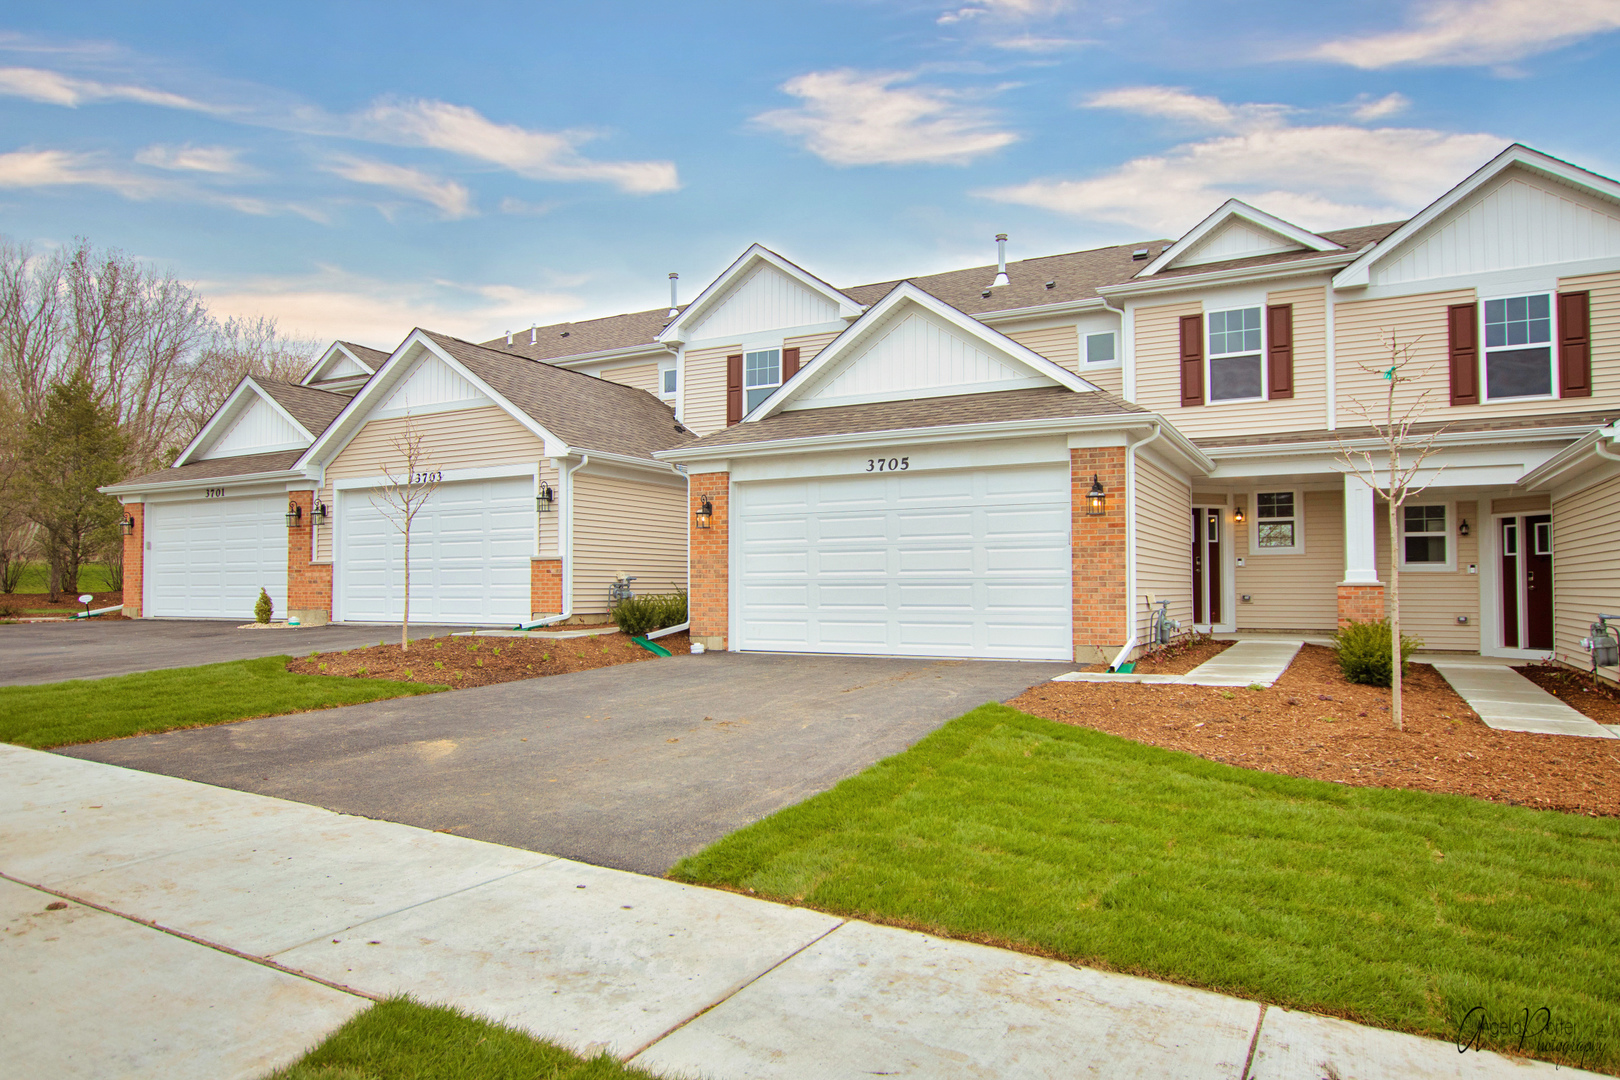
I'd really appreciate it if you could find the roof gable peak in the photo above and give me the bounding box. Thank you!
[1140,199,1342,277]
[658,244,862,344]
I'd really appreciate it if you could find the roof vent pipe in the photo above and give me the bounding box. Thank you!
[529,325,536,344]
[992,234,1009,288]
[505,329,512,345]
[668,272,679,318]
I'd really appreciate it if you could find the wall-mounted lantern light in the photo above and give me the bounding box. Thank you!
[536,484,554,513]
[1086,475,1107,516]
[1458,518,1470,537]
[120,512,136,536]
[1233,506,1246,524]
[309,501,328,526]
[695,494,714,530]
[284,500,302,528]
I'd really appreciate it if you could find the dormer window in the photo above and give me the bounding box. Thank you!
[1207,307,1264,402]
[744,348,781,411]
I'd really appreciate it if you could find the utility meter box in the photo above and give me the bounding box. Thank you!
[1581,622,1619,668]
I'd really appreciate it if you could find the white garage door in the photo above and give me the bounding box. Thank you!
[145,494,289,620]
[337,475,532,625]
[734,464,1071,660]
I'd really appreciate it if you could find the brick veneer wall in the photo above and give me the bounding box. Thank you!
[689,473,729,650]
[287,490,332,625]
[531,557,562,618]
[121,502,143,618]
[1071,447,1128,664]
[1337,584,1385,627]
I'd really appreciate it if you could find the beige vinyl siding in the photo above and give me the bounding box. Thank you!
[1132,286,1329,438]
[1551,472,1620,680]
[1233,490,1342,632]
[1492,495,1550,514]
[1081,364,1123,395]
[600,361,660,395]
[1134,456,1192,643]
[315,406,551,563]
[682,343,735,437]
[570,471,688,617]
[1374,499,1480,650]
[785,330,841,365]
[1004,325,1080,373]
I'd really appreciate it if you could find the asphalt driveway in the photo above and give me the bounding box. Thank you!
[61,652,1071,875]
[0,619,465,686]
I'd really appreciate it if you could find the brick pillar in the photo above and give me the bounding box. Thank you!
[531,557,562,618]
[689,473,729,650]
[1072,447,1128,664]
[1337,584,1384,627]
[286,490,332,626]
[121,502,143,618]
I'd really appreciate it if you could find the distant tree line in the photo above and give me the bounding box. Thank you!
[0,237,318,599]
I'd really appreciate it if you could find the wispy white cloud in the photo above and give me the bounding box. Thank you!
[0,65,221,111]
[938,0,1074,25]
[1308,0,1620,68]
[0,148,170,199]
[325,156,474,219]
[1350,92,1411,121]
[991,34,1093,51]
[983,86,1504,234]
[134,143,247,174]
[498,196,557,216]
[754,69,1017,166]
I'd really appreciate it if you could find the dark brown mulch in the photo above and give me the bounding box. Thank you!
[1515,663,1620,725]
[1010,644,1620,817]
[1068,635,1232,675]
[0,591,123,617]
[286,630,690,689]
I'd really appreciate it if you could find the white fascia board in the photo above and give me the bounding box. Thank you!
[1202,423,1598,464]
[746,282,1097,422]
[1333,143,1620,289]
[975,297,1108,324]
[301,341,376,386]
[545,342,678,369]
[564,446,683,478]
[102,466,311,497]
[1517,425,1619,490]
[1138,199,1343,278]
[174,377,315,467]
[1099,252,1355,300]
[656,244,862,345]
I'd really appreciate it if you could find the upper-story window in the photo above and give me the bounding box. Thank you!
[744,348,781,411]
[1483,294,1553,400]
[1207,307,1264,402]
[660,362,678,398]
[1085,331,1116,365]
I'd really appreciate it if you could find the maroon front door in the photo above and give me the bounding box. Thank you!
[1525,514,1553,650]
[1500,518,1519,649]
[1192,508,1221,625]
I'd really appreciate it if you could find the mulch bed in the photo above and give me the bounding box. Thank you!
[1010,644,1620,817]
[0,591,124,618]
[286,630,690,689]
[1068,635,1232,675]
[1515,662,1620,725]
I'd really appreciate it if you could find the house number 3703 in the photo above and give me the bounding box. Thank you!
[410,471,443,484]
[865,456,909,472]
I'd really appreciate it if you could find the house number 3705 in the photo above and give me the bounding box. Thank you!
[865,456,909,472]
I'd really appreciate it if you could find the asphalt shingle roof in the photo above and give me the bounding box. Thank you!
[119,448,306,487]
[256,381,351,436]
[1139,222,1407,281]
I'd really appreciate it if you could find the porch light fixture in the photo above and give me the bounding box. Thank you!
[1086,475,1107,516]
[120,512,136,536]
[284,500,302,528]
[309,501,328,526]
[695,494,714,530]
[1233,506,1246,524]
[1458,518,1470,537]
[536,484,554,513]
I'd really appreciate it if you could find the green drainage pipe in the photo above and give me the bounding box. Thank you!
[631,636,672,657]
[1111,661,1136,674]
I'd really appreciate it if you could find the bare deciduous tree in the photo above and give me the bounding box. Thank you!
[174,314,319,452]
[367,417,440,650]
[1335,332,1446,730]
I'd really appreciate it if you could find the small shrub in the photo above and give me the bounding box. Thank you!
[253,588,273,624]
[1333,618,1422,687]
[318,662,327,672]
[356,667,367,676]
[433,661,444,669]
[403,669,413,679]
[611,591,688,636]
[492,646,501,655]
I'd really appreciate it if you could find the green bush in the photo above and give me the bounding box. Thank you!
[254,587,273,624]
[612,591,688,637]
[1333,617,1421,686]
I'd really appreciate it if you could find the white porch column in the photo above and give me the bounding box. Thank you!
[1342,473,1380,585]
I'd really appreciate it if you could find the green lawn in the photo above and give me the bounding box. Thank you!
[6,561,116,595]
[265,997,657,1079]
[0,656,443,748]
[671,703,1620,1072]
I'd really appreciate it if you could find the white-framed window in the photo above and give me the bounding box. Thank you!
[1401,503,1452,570]
[659,361,678,399]
[744,348,781,412]
[1533,518,1552,556]
[1250,490,1302,554]
[1482,293,1554,401]
[1207,306,1264,402]
[1085,331,1117,365]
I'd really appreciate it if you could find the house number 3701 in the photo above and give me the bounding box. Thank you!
[865,456,909,472]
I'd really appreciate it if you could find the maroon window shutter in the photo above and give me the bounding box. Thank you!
[1266,303,1294,400]
[1558,291,1591,398]
[781,346,801,383]
[725,353,743,425]
[1447,303,1479,406]
[1179,314,1204,408]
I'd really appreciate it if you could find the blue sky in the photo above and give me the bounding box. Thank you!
[3,0,1619,346]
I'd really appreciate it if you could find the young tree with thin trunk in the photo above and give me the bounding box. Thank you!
[367,417,440,650]
[1335,332,1446,730]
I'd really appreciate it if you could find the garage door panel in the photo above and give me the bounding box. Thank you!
[894,512,975,542]
[897,621,974,648]
[816,550,885,574]
[895,547,975,574]
[744,551,809,575]
[145,496,288,620]
[815,620,889,646]
[815,515,888,542]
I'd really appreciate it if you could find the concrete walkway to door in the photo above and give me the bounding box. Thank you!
[1051,639,1304,688]
[1429,661,1617,739]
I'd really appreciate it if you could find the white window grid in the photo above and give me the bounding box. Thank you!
[1249,490,1302,554]
[1206,306,1265,403]
[1400,502,1454,571]
[1480,293,1556,403]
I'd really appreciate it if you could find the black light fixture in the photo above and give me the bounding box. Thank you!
[1086,475,1107,516]
[1233,506,1246,524]
[284,500,302,528]
[120,512,136,536]
[309,500,328,526]
[536,484,554,513]
[1459,518,1470,537]
[695,494,714,530]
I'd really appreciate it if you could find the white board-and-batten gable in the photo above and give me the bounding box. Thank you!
[373,350,491,417]
[1139,199,1341,277]
[758,283,1096,417]
[193,390,309,460]
[302,342,376,386]
[659,245,862,345]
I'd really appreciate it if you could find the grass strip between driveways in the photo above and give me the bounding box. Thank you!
[670,703,1620,1073]
[265,997,657,1080]
[0,656,442,749]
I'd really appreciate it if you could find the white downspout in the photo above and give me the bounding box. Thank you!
[1100,295,1131,402]
[515,452,588,630]
[1108,422,1164,672]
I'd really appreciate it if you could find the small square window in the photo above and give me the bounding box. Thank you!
[1403,505,1448,565]
[1085,331,1116,364]
[1253,491,1299,551]
[660,366,678,397]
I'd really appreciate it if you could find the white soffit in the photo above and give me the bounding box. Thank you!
[1140,199,1341,277]
[658,244,861,344]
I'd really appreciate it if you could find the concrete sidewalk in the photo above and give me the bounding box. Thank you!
[1,743,1597,1079]
[1430,662,1617,739]
[1052,639,1305,688]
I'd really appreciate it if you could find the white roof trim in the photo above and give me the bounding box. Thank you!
[301,341,378,386]
[1138,199,1342,278]
[746,281,1097,422]
[174,377,316,467]
[297,330,562,471]
[1333,144,1620,289]
[656,244,862,344]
